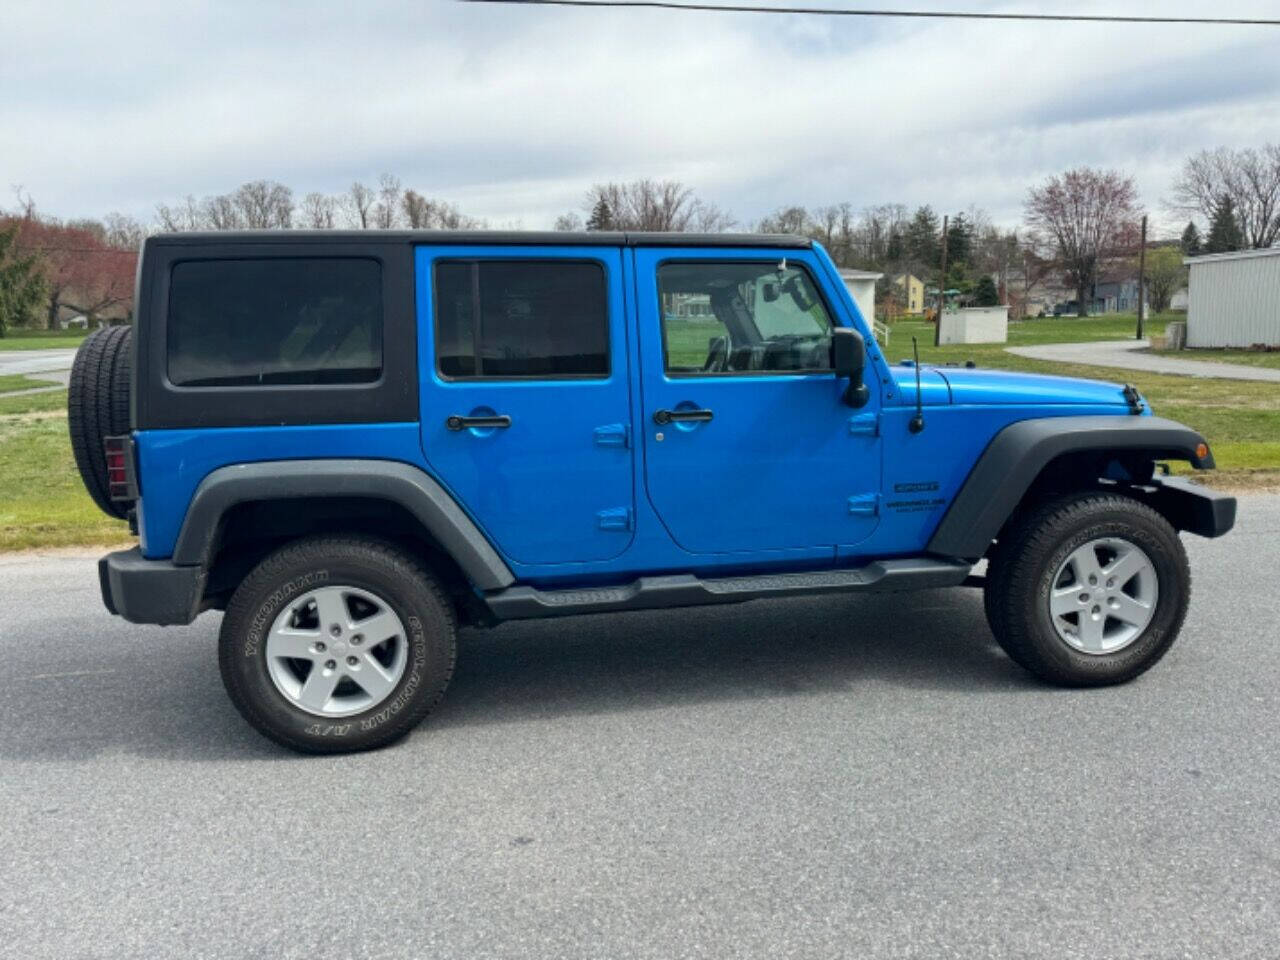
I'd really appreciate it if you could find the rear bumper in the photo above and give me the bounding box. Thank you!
[98,547,205,626]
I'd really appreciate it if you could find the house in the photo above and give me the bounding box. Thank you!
[890,274,925,315]
[1091,279,1141,314]
[1184,247,1280,348]
[840,269,883,325]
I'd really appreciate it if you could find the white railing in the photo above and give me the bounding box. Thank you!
[872,319,890,347]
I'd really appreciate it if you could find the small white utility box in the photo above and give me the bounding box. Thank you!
[938,306,1009,345]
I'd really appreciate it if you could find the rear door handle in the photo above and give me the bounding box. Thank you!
[446,414,512,431]
[653,408,714,425]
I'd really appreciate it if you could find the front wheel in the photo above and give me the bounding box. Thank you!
[985,492,1191,687]
[218,537,457,753]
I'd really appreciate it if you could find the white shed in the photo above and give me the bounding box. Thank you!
[938,306,1009,344]
[839,269,883,326]
[1184,247,1280,348]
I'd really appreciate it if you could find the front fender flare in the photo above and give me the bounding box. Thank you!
[927,416,1214,560]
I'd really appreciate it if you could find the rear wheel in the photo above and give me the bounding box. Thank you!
[218,537,457,753]
[985,492,1190,687]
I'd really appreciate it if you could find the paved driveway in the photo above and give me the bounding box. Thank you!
[1006,338,1280,382]
[0,347,75,392]
[1,495,1277,958]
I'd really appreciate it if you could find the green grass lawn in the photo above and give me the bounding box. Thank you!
[1151,347,1280,370]
[0,392,129,550]
[886,315,1280,483]
[0,374,61,394]
[0,329,91,350]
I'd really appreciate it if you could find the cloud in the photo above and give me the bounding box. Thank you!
[2,0,1277,235]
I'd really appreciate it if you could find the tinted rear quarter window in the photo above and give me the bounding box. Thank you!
[435,260,608,379]
[167,258,382,387]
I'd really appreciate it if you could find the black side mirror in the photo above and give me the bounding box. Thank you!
[832,327,870,408]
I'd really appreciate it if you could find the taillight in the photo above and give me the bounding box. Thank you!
[103,436,138,502]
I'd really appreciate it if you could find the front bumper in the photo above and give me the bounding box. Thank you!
[1146,476,1237,538]
[99,547,205,626]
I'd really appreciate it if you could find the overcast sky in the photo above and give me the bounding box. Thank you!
[3,0,1278,237]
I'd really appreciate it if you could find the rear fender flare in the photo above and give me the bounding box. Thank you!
[172,459,515,591]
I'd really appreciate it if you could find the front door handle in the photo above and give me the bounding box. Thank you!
[653,408,714,425]
[446,414,512,431]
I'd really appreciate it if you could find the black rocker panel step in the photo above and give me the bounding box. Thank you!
[483,558,972,621]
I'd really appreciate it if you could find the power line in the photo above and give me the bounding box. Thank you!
[15,246,137,255]
[458,0,1280,26]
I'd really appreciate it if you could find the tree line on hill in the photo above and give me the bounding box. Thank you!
[1,142,1276,334]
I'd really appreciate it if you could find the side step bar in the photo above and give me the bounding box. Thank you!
[483,557,972,621]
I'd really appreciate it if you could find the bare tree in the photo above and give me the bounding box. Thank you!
[232,180,293,228]
[10,185,38,220]
[972,225,1021,305]
[554,211,584,231]
[585,180,700,231]
[690,200,735,233]
[102,212,147,249]
[431,200,482,230]
[346,181,376,229]
[853,204,909,266]
[809,205,841,250]
[1172,145,1280,249]
[155,194,203,232]
[300,192,337,229]
[202,193,242,230]
[1143,246,1187,313]
[401,190,433,228]
[373,174,402,229]
[756,206,809,235]
[1026,168,1141,317]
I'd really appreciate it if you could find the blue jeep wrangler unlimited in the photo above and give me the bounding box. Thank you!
[68,231,1236,753]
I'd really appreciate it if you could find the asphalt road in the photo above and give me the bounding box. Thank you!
[2,497,1277,959]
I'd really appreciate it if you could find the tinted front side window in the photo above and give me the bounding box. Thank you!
[435,260,608,379]
[168,258,382,387]
[660,261,832,375]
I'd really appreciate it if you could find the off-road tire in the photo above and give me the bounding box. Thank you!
[67,325,133,519]
[219,537,457,754]
[985,492,1191,686]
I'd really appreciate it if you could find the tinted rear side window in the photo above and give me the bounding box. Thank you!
[168,258,382,387]
[435,260,608,379]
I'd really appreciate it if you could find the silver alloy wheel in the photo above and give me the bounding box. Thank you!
[265,585,409,718]
[1048,537,1159,655]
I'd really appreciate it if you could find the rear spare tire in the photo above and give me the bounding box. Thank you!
[68,325,133,519]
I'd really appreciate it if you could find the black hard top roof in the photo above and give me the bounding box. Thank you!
[146,230,814,249]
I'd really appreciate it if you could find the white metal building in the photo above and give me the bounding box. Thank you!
[839,269,883,326]
[1184,247,1280,348]
[938,306,1009,345]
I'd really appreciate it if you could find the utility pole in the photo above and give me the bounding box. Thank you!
[1136,214,1148,340]
[1023,251,1030,320]
[934,214,949,347]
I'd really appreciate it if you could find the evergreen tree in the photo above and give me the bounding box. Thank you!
[973,274,1000,306]
[586,197,613,231]
[905,205,940,269]
[1180,221,1202,256]
[1205,195,1244,253]
[945,213,973,269]
[0,222,45,338]
[885,229,904,263]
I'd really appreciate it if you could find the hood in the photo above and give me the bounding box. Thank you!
[933,366,1131,407]
[888,363,951,407]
